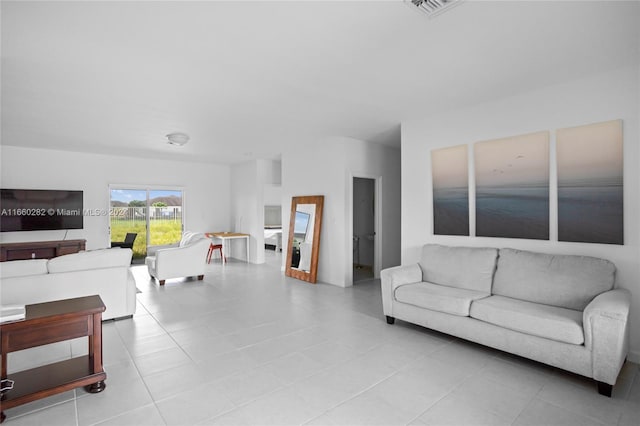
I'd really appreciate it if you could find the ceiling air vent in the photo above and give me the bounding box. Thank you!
[408,0,462,18]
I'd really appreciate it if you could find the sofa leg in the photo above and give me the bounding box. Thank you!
[386,316,395,325]
[597,381,612,397]
[159,279,165,286]
[197,275,204,281]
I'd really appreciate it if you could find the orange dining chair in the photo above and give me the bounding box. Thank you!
[207,243,225,264]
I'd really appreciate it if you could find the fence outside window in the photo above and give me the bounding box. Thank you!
[111,206,182,222]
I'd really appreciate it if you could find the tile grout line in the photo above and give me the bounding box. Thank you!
[75,389,80,426]
[535,383,623,426]
[110,304,172,426]
[403,351,485,426]
[2,394,77,424]
[206,339,405,424]
[297,339,449,424]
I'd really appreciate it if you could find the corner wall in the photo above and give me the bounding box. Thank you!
[229,158,282,264]
[401,65,640,361]
[0,146,231,249]
[230,160,261,263]
[282,137,401,287]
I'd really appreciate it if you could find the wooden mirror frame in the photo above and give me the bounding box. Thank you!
[285,195,324,284]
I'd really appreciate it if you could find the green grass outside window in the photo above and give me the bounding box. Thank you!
[110,219,182,258]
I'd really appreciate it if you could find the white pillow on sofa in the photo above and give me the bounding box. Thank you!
[47,248,132,273]
[0,259,49,278]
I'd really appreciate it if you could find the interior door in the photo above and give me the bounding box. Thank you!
[353,177,376,282]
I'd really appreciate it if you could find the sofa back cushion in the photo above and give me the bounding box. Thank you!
[180,231,206,247]
[492,248,615,310]
[0,259,49,278]
[419,244,498,293]
[47,248,132,273]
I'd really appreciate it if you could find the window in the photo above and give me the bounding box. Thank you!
[109,186,184,259]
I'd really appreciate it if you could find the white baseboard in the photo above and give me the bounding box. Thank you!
[628,350,640,364]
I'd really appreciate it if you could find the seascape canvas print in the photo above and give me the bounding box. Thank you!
[431,145,469,236]
[557,120,623,245]
[475,131,550,240]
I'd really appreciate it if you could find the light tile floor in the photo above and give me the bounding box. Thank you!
[3,251,639,425]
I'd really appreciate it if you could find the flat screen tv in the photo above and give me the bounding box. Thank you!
[0,189,83,232]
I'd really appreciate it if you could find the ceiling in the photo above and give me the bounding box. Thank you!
[2,1,638,165]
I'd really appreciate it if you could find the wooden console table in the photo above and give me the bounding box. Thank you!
[0,239,86,262]
[0,295,106,423]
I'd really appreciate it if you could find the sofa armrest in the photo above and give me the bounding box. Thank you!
[153,239,209,279]
[583,288,631,385]
[380,264,422,316]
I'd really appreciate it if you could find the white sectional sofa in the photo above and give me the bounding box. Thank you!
[1,248,136,321]
[1,248,136,374]
[381,244,631,396]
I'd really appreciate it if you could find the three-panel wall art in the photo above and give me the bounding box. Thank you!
[431,119,623,245]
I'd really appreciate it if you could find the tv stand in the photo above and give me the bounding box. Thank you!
[0,239,86,262]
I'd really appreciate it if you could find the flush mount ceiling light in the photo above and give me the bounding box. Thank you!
[407,0,462,18]
[166,132,190,146]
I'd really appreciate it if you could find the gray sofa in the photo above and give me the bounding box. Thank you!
[381,244,631,396]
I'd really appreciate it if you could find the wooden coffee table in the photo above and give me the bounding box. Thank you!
[0,295,107,423]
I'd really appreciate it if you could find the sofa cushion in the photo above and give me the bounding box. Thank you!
[394,282,490,317]
[470,295,584,345]
[47,248,132,273]
[419,244,498,293]
[493,248,615,311]
[0,259,49,278]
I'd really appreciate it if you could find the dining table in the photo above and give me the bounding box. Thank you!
[205,232,250,264]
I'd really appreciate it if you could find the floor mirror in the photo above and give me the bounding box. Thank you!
[285,195,324,284]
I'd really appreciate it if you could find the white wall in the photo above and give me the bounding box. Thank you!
[0,146,231,248]
[344,139,402,278]
[264,184,282,207]
[230,160,261,263]
[282,139,347,285]
[264,159,281,185]
[229,158,283,264]
[282,137,401,287]
[263,161,283,229]
[401,65,640,361]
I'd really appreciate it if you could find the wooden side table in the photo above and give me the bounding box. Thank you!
[0,295,107,423]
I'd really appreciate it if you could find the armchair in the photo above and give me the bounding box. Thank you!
[145,231,210,285]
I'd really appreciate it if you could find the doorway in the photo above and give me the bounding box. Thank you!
[353,177,376,282]
[264,204,283,269]
[263,181,283,270]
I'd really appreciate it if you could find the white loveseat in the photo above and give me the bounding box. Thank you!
[381,244,631,396]
[145,231,210,285]
[0,248,136,321]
